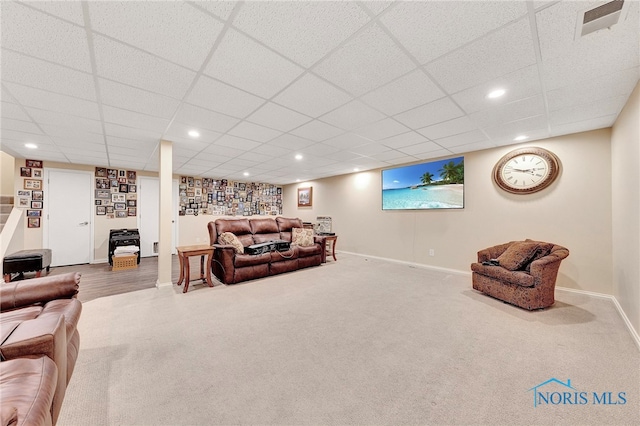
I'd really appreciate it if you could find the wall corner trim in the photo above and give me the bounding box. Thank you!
[556,286,640,352]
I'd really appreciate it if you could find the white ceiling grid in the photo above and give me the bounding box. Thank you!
[1,0,638,184]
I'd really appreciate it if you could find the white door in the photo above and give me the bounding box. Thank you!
[138,177,177,257]
[44,169,93,266]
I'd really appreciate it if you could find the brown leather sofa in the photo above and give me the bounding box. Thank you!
[471,240,569,310]
[0,272,82,426]
[208,217,325,284]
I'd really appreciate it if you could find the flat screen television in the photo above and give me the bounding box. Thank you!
[382,156,464,210]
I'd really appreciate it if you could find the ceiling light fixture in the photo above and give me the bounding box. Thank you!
[354,168,360,172]
[514,135,528,141]
[296,179,301,182]
[24,143,38,149]
[188,130,200,138]
[295,154,303,160]
[487,89,506,99]
[243,172,249,177]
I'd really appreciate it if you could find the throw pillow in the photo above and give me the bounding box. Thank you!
[292,228,314,247]
[496,241,540,271]
[218,232,244,254]
[525,242,554,272]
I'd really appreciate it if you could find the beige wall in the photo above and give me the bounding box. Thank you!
[611,81,640,335]
[284,129,614,295]
[1,151,15,195]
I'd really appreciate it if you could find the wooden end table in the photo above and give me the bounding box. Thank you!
[324,235,338,261]
[176,245,215,293]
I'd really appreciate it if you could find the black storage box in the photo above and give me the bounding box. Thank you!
[108,229,141,265]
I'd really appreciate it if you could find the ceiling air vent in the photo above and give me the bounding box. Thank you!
[578,0,626,37]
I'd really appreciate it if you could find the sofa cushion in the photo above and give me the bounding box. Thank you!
[250,218,279,234]
[471,263,535,287]
[524,242,554,272]
[292,228,314,247]
[297,244,322,258]
[234,252,271,268]
[218,232,244,254]
[496,241,540,271]
[276,217,303,242]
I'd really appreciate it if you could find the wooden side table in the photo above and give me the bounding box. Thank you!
[176,245,215,293]
[324,235,338,261]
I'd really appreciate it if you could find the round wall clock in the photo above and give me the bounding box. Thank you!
[493,147,561,194]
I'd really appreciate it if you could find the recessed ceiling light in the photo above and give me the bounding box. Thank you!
[188,130,200,138]
[354,168,360,172]
[514,135,528,141]
[296,179,301,182]
[487,89,506,99]
[24,143,38,149]
[295,154,303,160]
[243,172,249,177]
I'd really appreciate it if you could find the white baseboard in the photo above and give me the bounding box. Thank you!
[91,258,108,264]
[556,286,640,351]
[339,250,471,277]
[339,251,640,352]
[156,280,173,289]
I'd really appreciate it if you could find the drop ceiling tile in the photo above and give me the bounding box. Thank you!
[413,149,453,161]
[103,105,170,133]
[322,132,372,150]
[381,131,429,149]
[320,100,386,131]
[173,103,239,134]
[236,151,275,163]
[482,114,548,142]
[549,95,628,127]
[384,155,420,165]
[370,149,409,162]
[352,118,410,141]
[26,0,85,25]
[43,126,104,145]
[98,78,181,119]
[447,140,496,154]
[56,141,105,154]
[547,67,640,112]
[394,97,464,129]
[89,1,223,71]
[214,134,262,151]
[202,144,244,158]
[164,122,222,145]
[322,150,366,162]
[189,1,237,21]
[93,35,196,99]
[290,120,344,142]
[314,23,416,97]
[233,1,370,68]
[204,29,304,99]
[186,75,265,119]
[417,116,479,141]
[267,133,317,150]
[273,73,352,118]
[1,102,30,121]
[537,1,639,90]
[4,83,100,120]
[252,143,291,159]
[65,153,109,164]
[360,1,395,15]
[104,123,163,143]
[398,141,445,156]
[299,143,342,157]
[109,145,154,157]
[360,69,445,116]
[433,130,488,149]
[426,18,537,94]
[381,1,527,64]
[1,2,92,71]
[452,65,542,114]
[246,102,312,132]
[469,95,546,129]
[228,121,282,143]
[550,114,617,137]
[1,117,42,134]
[26,108,102,134]
[107,136,158,151]
[349,143,392,157]
[2,50,97,101]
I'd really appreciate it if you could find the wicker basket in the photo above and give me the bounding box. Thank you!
[112,254,138,271]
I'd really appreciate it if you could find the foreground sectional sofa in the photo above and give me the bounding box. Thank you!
[0,272,82,426]
[208,217,325,284]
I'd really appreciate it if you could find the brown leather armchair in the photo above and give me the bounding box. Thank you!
[470,240,569,310]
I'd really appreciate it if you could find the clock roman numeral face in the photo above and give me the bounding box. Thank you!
[500,155,549,189]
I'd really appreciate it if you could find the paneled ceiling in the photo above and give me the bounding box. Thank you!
[1,1,638,184]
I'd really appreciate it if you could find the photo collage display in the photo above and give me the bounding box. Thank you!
[94,168,137,219]
[179,177,282,216]
[18,159,44,228]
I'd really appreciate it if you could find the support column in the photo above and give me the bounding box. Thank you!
[157,139,173,288]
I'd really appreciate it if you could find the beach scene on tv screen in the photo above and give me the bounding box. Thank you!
[382,157,464,210]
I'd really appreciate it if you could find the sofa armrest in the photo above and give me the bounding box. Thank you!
[0,272,80,312]
[212,245,237,284]
[0,315,67,424]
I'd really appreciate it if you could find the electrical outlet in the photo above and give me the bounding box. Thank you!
[429,249,435,256]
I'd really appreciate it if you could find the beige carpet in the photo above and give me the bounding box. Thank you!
[58,254,639,425]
